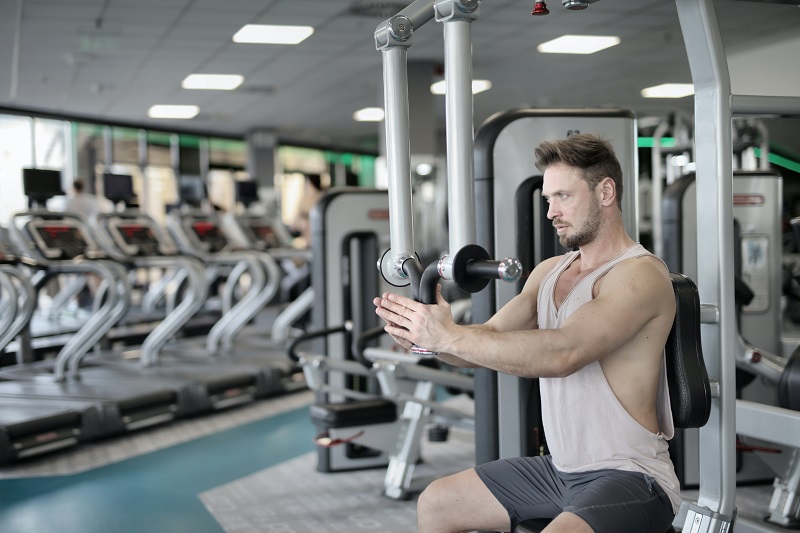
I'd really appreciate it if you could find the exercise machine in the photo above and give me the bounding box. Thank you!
[663,170,789,488]
[165,201,299,395]
[296,188,497,498]
[0,206,179,437]
[87,207,270,411]
[0,246,104,463]
[674,0,800,530]
[300,189,401,473]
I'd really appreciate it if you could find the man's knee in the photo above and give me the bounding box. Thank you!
[542,512,594,532]
[418,476,448,518]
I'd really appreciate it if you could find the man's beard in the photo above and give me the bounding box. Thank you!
[557,198,602,248]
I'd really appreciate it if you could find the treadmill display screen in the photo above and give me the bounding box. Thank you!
[247,222,280,248]
[36,225,88,257]
[118,224,157,246]
[191,221,227,252]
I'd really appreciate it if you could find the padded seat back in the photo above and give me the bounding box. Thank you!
[667,272,712,429]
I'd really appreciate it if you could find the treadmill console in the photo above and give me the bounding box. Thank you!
[245,221,281,249]
[109,220,163,257]
[29,220,92,259]
[0,241,17,264]
[190,220,228,254]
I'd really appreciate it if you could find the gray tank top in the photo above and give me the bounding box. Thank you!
[537,243,681,512]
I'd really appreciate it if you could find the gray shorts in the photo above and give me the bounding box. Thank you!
[475,455,674,533]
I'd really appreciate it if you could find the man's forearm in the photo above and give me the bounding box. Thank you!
[435,352,480,368]
[434,323,492,368]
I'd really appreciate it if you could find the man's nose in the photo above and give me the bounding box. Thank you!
[546,201,559,220]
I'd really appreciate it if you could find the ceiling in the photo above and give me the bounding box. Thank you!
[0,0,798,152]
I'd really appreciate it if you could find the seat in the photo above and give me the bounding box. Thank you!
[512,273,711,533]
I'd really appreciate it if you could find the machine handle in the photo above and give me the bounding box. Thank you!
[440,244,522,293]
[353,325,387,367]
[465,257,522,284]
[411,246,522,358]
[288,320,353,362]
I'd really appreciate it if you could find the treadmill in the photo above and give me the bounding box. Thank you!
[220,182,315,355]
[0,177,179,437]
[0,252,104,463]
[86,203,277,402]
[165,207,302,393]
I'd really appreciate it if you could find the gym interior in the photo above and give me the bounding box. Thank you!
[1,1,800,532]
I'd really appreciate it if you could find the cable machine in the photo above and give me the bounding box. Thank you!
[676,0,800,531]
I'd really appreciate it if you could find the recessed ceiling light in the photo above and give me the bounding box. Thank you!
[233,24,314,45]
[537,35,620,54]
[182,74,244,90]
[415,163,433,176]
[641,83,694,98]
[430,79,492,95]
[353,107,385,122]
[148,105,199,119]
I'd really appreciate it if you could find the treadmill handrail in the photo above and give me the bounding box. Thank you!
[56,259,131,381]
[0,266,36,353]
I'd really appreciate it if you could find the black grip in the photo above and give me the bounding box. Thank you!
[288,321,352,362]
[465,260,503,279]
[353,325,387,367]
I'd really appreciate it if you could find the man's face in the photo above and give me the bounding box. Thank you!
[542,163,602,248]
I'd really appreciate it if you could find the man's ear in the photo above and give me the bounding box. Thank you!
[598,177,616,207]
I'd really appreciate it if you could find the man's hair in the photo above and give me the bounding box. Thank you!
[306,173,323,192]
[534,134,623,208]
[73,179,84,193]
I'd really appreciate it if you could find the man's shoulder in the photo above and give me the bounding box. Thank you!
[600,253,672,298]
[532,254,569,281]
[619,253,669,276]
[65,194,103,214]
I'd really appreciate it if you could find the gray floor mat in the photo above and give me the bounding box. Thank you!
[200,425,475,533]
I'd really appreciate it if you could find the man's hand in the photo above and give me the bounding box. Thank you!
[373,284,455,353]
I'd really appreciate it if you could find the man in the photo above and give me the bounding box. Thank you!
[64,179,105,218]
[373,134,679,533]
[289,173,325,248]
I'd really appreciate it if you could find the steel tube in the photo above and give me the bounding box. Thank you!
[676,0,737,520]
[382,46,415,273]
[398,0,436,29]
[731,95,800,116]
[442,18,476,252]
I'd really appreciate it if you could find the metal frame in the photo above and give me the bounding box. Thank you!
[376,0,479,285]
[676,0,800,530]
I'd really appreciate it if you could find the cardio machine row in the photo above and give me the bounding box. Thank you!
[0,185,308,464]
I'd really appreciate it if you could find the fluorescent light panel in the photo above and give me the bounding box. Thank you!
[537,35,620,54]
[641,83,694,98]
[353,107,384,122]
[182,74,244,90]
[430,79,492,95]
[233,24,314,44]
[148,105,199,119]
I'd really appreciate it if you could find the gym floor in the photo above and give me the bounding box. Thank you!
[0,387,778,533]
[0,392,316,533]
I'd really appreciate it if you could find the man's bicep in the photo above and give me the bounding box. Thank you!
[483,256,559,333]
[484,291,539,333]
[558,262,674,363]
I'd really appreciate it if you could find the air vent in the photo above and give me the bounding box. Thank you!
[348,1,409,18]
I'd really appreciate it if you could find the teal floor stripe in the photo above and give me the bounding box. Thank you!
[0,406,316,533]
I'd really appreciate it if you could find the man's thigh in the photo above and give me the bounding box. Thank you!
[475,456,564,530]
[564,470,674,533]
